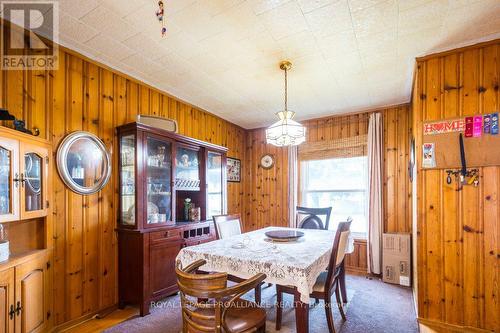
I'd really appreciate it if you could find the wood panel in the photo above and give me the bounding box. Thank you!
[413,41,499,332]
[0,43,246,327]
[243,106,412,235]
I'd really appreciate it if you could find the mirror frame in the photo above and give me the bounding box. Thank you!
[56,131,112,195]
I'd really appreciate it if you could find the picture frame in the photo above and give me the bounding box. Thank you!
[227,157,241,182]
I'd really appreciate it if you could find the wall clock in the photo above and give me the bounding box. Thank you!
[260,154,274,169]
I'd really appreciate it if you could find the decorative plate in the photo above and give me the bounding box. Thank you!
[265,230,304,242]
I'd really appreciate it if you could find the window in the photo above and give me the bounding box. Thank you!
[300,156,368,234]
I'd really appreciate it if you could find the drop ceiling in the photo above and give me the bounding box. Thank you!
[53,1,500,128]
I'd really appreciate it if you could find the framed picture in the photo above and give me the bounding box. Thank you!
[227,157,241,182]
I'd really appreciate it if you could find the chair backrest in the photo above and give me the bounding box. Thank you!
[213,214,242,239]
[176,259,228,332]
[298,214,324,229]
[324,219,351,293]
[176,259,266,333]
[296,206,332,230]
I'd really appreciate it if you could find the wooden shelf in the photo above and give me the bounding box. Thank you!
[0,249,47,272]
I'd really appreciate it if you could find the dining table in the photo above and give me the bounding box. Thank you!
[176,226,354,333]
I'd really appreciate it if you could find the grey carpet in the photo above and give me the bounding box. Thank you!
[105,275,418,333]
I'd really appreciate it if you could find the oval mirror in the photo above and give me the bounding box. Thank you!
[57,131,111,195]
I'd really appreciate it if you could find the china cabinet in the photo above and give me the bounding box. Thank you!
[116,122,227,316]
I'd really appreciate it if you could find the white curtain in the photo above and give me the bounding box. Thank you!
[367,113,383,275]
[288,146,298,228]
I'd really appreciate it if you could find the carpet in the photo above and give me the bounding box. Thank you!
[105,275,418,333]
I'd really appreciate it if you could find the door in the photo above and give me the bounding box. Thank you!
[0,268,15,333]
[15,253,49,333]
[149,238,183,299]
[19,143,48,220]
[0,138,20,223]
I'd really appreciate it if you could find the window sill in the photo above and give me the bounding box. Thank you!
[351,232,367,241]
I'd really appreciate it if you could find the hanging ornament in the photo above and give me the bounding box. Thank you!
[156,0,167,37]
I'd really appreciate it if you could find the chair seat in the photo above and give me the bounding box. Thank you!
[192,299,266,333]
[312,271,328,293]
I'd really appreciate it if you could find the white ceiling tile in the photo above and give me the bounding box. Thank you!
[85,34,135,61]
[59,0,99,19]
[259,1,309,40]
[305,0,353,37]
[317,28,359,58]
[297,0,336,13]
[81,5,137,42]
[352,0,397,36]
[100,0,149,18]
[252,0,293,15]
[398,0,448,35]
[59,14,99,44]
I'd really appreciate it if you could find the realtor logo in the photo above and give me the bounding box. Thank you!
[1,0,59,70]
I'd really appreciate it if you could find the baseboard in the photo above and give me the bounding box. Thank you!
[345,266,368,275]
[51,305,118,332]
[418,317,494,333]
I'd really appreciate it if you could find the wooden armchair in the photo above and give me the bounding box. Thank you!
[276,220,351,333]
[176,259,267,333]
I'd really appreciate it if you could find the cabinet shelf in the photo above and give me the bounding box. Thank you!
[0,249,47,272]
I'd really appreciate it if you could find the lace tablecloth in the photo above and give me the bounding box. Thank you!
[176,227,353,303]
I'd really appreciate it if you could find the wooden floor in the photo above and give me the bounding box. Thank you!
[58,307,138,333]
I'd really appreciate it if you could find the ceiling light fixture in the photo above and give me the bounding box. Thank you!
[265,61,306,147]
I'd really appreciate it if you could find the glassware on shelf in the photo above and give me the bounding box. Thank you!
[175,147,200,190]
[120,135,136,225]
[146,137,172,224]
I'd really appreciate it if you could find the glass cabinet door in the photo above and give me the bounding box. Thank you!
[174,146,200,190]
[0,138,19,222]
[24,153,42,211]
[120,134,136,226]
[20,144,48,219]
[145,136,172,225]
[206,151,223,219]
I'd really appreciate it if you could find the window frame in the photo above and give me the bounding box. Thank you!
[299,156,368,235]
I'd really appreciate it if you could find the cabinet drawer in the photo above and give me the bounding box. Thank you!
[150,229,182,244]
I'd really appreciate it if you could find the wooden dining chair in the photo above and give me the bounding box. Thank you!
[296,206,332,230]
[176,259,267,333]
[275,220,351,333]
[213,214,243,239]
[212,214,266,304]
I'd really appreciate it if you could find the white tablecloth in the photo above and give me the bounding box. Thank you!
[176,227,354,303]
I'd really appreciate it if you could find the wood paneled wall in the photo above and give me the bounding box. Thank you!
[243,105,412,234]
[413,40,499,332]
[0,46,246,325]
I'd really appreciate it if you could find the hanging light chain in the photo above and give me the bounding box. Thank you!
[284,66,288,111]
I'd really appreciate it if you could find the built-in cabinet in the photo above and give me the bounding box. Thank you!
[0,127,52,333]
[0,251,49,333]
[116,123,226,316]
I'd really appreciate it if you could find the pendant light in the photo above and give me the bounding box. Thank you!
[265,61,306,147]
